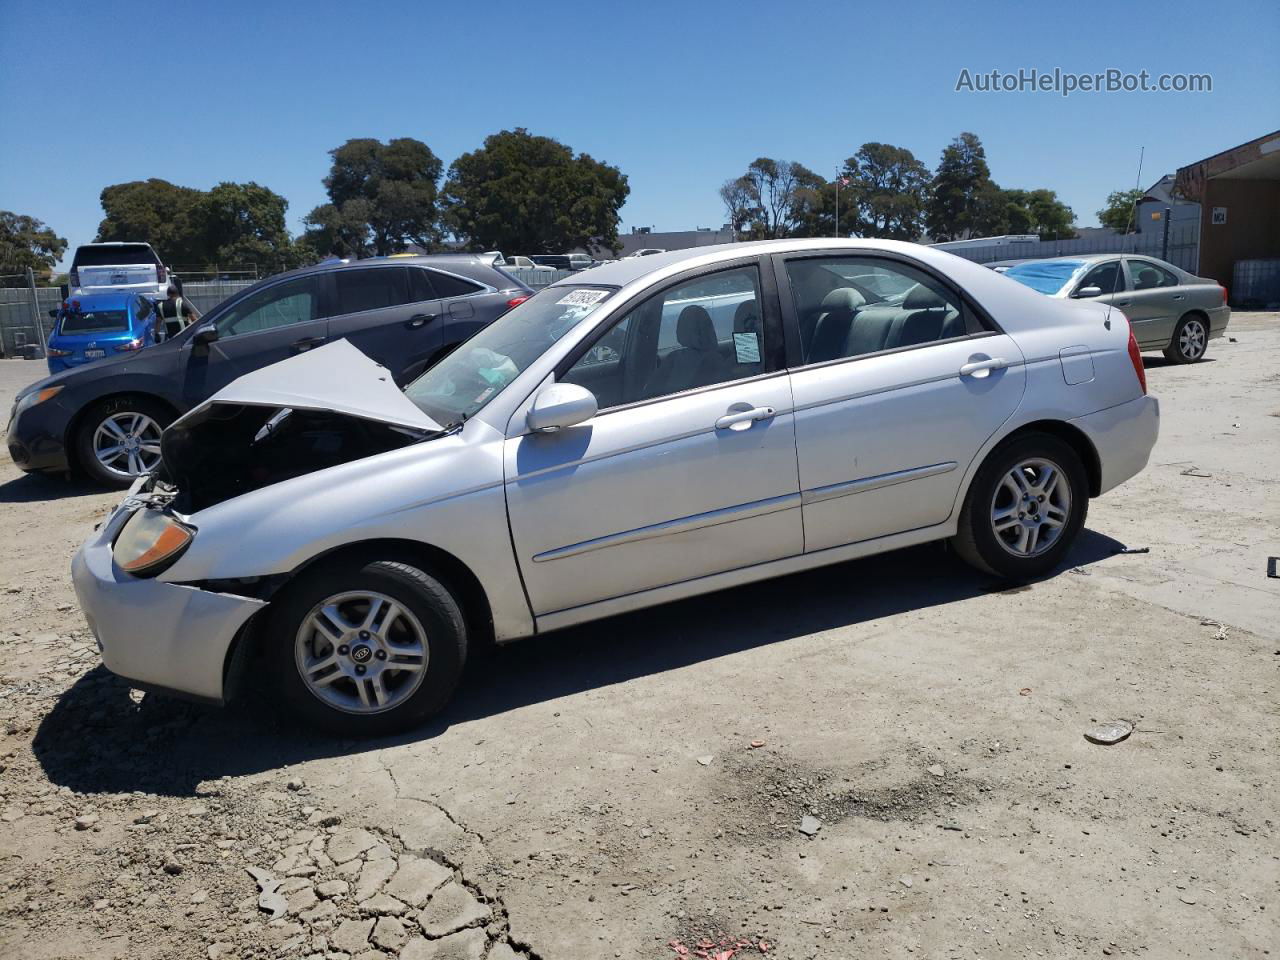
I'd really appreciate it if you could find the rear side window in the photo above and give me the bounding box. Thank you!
[428,270,483,298]
[335,268,411,315]
[72,245,159,267]
[1127,260,1179,290]
[135,297,153,321]
[785,257,976,365]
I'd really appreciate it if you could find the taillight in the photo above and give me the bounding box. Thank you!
[506,296,530,309]
[157,265,167,283]
[1220,285,1228,304]
[69,268,79,287]
[1126,323,1147,395]
[46,346,73,357]
[114,338,145,352]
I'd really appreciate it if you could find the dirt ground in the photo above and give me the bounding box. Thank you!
[1,316,1276,960]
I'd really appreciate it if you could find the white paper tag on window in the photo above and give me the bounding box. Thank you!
[733,332,761,364]
[557,289,610,307]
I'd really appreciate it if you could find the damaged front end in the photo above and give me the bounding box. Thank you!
[144,340,446,512]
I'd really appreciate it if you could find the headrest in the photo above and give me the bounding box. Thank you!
[676,305,717,351]
[902,284,946,309]
[1137,268,1158,287]
[819,287,865,313]
[733,299,760,333]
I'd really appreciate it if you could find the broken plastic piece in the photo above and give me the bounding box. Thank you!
[1084,720,1133,745]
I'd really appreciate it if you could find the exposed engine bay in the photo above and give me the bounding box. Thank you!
[152,403,431,512]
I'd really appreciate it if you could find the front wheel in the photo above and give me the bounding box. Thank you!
[75,396,171,488]
[268,558,467,735]
[951,433,1088,580]
[1163,314,1208,363]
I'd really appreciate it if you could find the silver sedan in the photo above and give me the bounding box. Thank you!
[73,239,1159,734]
[1002,254,1231,363]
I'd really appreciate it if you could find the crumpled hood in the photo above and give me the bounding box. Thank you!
[175,339,443,432]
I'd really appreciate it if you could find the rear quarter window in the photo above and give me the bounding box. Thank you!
[428,271,484,298]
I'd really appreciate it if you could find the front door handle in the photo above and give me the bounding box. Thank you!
[1115,299,1131,306]
[407,313,438,328]
[1171,294,1185,301]
[959,357,1009,379]
[715,405,775,430]
[291,336,327,352]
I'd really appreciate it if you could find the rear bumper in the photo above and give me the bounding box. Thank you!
[1206,304,1231,338]
[1070,394,1160,496]
[71,504,264,703]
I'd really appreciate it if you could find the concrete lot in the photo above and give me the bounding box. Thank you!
[0,317,1276,960]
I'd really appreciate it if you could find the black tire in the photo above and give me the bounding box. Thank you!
[951,433,1089,581]
[75,396,173,488]
[1163,313,1209,364]
[267,558,467,736]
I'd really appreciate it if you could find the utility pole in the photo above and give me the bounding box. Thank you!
[1161,206,1171,262]
[26,267,47,357]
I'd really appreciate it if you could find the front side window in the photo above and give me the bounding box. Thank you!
[1076,261,1125,296]
[1127,260,1178,290]
[405,285,615,427]
[560,266,766,409]
[335,268,411,315]
[215,277,319,337]
[785,257,972,364]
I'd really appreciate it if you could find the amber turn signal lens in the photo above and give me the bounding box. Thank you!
[114,509,194,576]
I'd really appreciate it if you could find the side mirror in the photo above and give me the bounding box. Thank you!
[193,325,219,345]
[1074,285,1103,299]
[527,383,597,433]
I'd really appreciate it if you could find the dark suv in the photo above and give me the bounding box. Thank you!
[7,255,531,487]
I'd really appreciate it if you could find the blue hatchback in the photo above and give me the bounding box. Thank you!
[46,293,160,374]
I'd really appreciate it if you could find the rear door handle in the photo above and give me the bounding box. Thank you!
[1171,294,1185,301]
[407,313,438,328]
[1115,299,1131,306]
[715,406,775,430]
[291,336,327,352]
[959,357,1009,378]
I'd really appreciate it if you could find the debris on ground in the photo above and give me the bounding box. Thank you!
[696,755,713,766]
[1179,466,1213,478]
[1114,546,1151,554]
[798,815,821,836]
[1084,720,1134,745]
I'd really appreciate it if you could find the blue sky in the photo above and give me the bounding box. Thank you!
[2,0,1277,267]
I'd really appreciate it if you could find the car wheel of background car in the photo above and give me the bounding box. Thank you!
[268,558,467,735]
[951,433,1088,581]
[75,396,172,488]
[1164,314,1208,363]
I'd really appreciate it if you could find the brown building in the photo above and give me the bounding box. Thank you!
[1175,130,1280,297]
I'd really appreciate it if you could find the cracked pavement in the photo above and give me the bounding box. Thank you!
[0,314,1277,959]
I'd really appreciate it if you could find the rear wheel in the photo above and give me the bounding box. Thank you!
[952,433,1088,580]
[1163,314,1208,363]
[268,558,467,735]
[75,396,171,488]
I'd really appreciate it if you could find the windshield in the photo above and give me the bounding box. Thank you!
[404,285,615,426]
[1003,260,1084,295]
[59,309,129,334]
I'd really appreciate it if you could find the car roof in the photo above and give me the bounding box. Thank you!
[65,292,137,309]
[241,253,516,290]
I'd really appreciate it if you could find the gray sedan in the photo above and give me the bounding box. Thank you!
[1002,254,1230,363]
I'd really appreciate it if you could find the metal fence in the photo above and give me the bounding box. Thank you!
[939,225,1201,273]
[0,267,571,359]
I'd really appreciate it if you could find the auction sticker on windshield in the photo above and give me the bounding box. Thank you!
[557,289,611,307]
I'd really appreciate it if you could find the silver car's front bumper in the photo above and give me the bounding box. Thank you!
[71,506,265,703]
[1070,393,1160,496]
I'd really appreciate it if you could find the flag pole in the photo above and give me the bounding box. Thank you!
[835,171,840,239]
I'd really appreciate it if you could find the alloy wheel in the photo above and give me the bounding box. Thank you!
[294,591,429,715]
[92,412,163,478]
[989,457,1072,558]
[1179,319,1207,360]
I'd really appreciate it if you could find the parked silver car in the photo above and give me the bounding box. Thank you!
[73,239,1159,734]
[1002,254,1230,363]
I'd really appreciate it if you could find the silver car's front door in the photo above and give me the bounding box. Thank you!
[504,375,802,616]
[1123,259,1181,346]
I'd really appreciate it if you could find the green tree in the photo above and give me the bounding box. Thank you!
[719,158,828,239]
[305,138,444,257]
[96,179,205,264]
[926,132,994,241]
[196,181,301,270]
[0,211,67,276]
[1097,187,1144,232]
[443,129,628,255]
[839,143,930,240]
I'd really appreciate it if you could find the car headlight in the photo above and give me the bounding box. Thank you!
[113,508,195,577]
[14,385,64,415]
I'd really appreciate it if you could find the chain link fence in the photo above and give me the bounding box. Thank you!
[939,225,1201,273]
